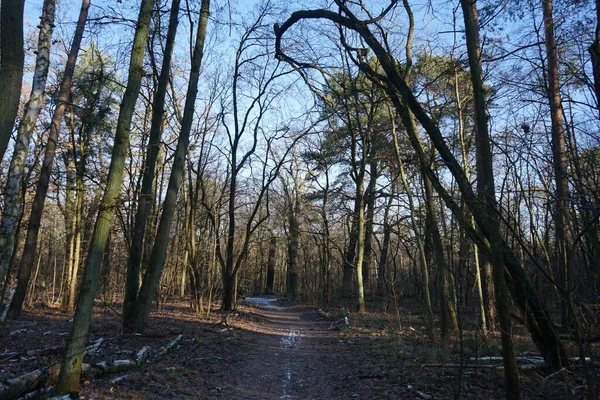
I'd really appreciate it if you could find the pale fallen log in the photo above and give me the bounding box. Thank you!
[318,309,334,320]
[0,364,61,400]
[421,363,538,369]
[1,335,182,400]
[158,334,182,356]
[135,346,151,365]
[84,338,104,355]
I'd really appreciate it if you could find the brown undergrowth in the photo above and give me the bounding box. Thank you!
[0,298,597,399]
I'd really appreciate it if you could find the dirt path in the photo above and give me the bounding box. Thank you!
[1,299,583,399]
[221,297,344,399]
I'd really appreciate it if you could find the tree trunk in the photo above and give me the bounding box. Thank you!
[341,215,357,297]
[129,0,210,333]
[123,0,182,330]
[265,236,276,294]
[424,171,458,337]
[354,179,366,313]
[0,0,25,162]
[460,1,521,397]
[362,160,377,289]
[6,0,90,320]
[286,198,300,299]
[377,184,394,296]
[542,0,572,328]
[0,0,55,289]
[589,0,600,116]
[54,0,155,393]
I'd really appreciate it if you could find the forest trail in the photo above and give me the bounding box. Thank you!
[222,296,346,399]
[0,299,582,399]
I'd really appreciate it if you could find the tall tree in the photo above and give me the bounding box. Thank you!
[541,0,572,328]
[590,0,600,114]
[122,0,183,332]
[126,0,210,333]
[274,0,567,371]
[0,0,56,293]
[6,0,91,320]
[0,0,25,162]
[461,0,521,396]
[54,0,155,392]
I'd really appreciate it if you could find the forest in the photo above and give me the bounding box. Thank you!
[0,0,599,399]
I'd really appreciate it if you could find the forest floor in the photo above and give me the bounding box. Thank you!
[0,296,596,399]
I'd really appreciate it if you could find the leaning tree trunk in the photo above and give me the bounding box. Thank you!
[128,0,210,333]
[0,0,25,162]
[6,0,90,320]
[54,0,155,393]
[276,5,566,371]
[0,0,55,288]
[122,0,182,331]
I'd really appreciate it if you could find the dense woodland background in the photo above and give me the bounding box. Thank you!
[0,0,599,397]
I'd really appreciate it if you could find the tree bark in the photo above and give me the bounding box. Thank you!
[6,0,90,320]
[341,215,358,297]
[377,184,394,296]
[542,0,572,328]
[129,0,210,333]
[0,0,55,286]
[286,204,299,299]
[265,236,276,295]
[0,0,25,162]
[589,0,600,116]
[362,160,377,289]
[460,1,521,397]
[123,0,182,331]
[54,0,155,392]
[424,170,458,337]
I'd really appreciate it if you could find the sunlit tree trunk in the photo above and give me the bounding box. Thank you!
[0,0,25,162]
[122,0,182,331]
[54,0,155,392]
[542,0,572,328]
[130,0,210,332]
[0,0,55,289]
[6,0,90,320]
[362,159,378,289]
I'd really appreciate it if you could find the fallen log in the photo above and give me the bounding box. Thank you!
[158,334,182,356]
[0,364,61,400]
[421,363,538,369]
[1,335,182,400]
